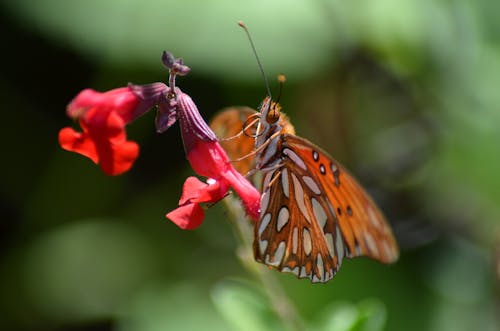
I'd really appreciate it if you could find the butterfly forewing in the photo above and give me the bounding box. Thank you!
[284,134,399,263]
[254,134,398,283]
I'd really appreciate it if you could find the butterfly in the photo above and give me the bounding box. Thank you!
[211,99,399,283]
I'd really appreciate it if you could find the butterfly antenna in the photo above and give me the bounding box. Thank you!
[238,21,272,99]
[276,73,286,104]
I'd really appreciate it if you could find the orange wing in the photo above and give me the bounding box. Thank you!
[209,107,258,175]
[254,134,398,283]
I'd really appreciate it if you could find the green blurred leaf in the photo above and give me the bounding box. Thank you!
[316,299,386,331]
[354,299,387,331]
[21,220,160,322]
[118,283,232,331]
[211,280,282,331]
[1,0,337,80]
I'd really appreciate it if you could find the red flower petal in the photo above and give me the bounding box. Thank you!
[166,203,205,230]
[58,127,99,163]
[67,88,139,122]
[92,110,139,175]
[179,176,229,205]
[178,177,210,205]
[59,107,139,176]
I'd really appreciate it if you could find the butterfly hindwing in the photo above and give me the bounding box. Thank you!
[209,107,258,176]
[254,164,340,282]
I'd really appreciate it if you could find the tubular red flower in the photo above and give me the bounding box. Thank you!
[165,89,260,230]
[59,50,260,230]
[59,83,167,175]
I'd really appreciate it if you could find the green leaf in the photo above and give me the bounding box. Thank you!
[1,0,336,80]
[316,299,387,331]
[119,283,233,331]
[211,280,282,331]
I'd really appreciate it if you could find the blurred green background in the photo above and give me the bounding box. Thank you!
[1,0,499,330]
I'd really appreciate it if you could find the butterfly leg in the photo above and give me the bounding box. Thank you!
[229,131,282,163]
[219,114,260,141]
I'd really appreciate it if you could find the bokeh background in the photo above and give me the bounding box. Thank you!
[1,0,499,330]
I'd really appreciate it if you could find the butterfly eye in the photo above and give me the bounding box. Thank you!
[266,102,281,124]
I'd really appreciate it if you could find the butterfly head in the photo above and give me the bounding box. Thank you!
[260,96,282,124]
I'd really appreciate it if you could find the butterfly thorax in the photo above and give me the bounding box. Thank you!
[255,97,294,170]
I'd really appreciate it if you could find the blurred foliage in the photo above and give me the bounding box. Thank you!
[1,0,499,330]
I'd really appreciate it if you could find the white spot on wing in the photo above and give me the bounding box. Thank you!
[303,176,321,195]
[383,240,396,261]
[277,207,289,232]
[259,214,271,237]
[260,191,270,215]
[291,173,311,223]
[265,254,271,264]
[281,168,289,198]
[269,241,286,267]
[327,200,337,219]
[303,228,312,255]
[364,232,379,256]
[335,226,344,267]
[260,171,274,216]
[325,233,335,257]
[292,227,298,254]
[259,240,268,256]
[261,140,279,169]
[316,253,324,281]
[367,205,381,228]
[283,148,306,170]
[299,266,309,278]
[311,198,328,229]
[262,171,274,191]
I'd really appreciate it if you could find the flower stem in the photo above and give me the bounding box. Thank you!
[223,197,305,331]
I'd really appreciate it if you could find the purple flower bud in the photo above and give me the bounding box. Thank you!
[162,51,191,76]
[128,82,169,121]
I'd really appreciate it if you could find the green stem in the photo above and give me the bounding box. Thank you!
[223,197,305,331]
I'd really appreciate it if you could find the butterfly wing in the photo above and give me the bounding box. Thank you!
[254,134,398,283]
[209,107,258,176]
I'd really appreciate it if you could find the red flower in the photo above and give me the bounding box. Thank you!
[165,89,260,230]
[59,51,260,229]
[59,83,167,175]
[159,52,260,229]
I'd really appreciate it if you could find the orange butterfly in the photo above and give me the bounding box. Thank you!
[211,99,399,283]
